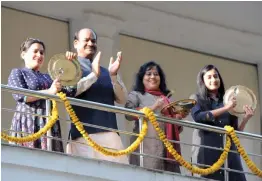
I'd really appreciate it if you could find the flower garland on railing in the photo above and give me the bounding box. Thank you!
[1,91,261,178]
[225,126,262,177]
[141,107,231,175]
[1,100,59,143]
[56,92,261,177]
[57,92,148,156]
[143,107,262,177]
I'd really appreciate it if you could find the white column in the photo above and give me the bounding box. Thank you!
[256,63,262,171]
[69,13,124,66]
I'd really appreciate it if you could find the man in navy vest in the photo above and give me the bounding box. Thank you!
[67,28,128,164]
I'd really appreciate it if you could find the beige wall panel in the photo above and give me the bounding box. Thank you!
[119,35,261,179]
[1,7,70,147]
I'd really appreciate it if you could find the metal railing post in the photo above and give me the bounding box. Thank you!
[46,100,52,151]
[224,134,229,181]
[139,117,144,167]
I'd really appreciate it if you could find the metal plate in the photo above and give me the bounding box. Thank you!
[160,99,197,115]
[223,85,257,116]
[48,53,82,86]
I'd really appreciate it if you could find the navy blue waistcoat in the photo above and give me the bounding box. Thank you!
[70,57,118,140]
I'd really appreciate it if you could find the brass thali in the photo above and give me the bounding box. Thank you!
[223,85,257,116]
[48,53,82,86]
[161,99,197,115]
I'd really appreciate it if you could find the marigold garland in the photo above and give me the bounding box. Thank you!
[57,92,148,156]
[225,126,262,177]
[1,100,59,143]
[2,91,261,178]
[141,107,231,175]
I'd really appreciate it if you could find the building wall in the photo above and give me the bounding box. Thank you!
[1,5,262,180]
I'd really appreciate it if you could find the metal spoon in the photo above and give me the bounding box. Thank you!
[167,90,175,98]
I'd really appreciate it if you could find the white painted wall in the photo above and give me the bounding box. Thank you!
[1,2,262,180]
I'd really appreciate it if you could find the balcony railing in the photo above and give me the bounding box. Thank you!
[1,84,262,181]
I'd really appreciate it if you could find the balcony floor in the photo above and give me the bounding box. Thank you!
[1,143,208,181]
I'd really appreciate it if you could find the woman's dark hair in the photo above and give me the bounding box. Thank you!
[20,38,46,54]
[133,61,170,95]
[196,64,225,110]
